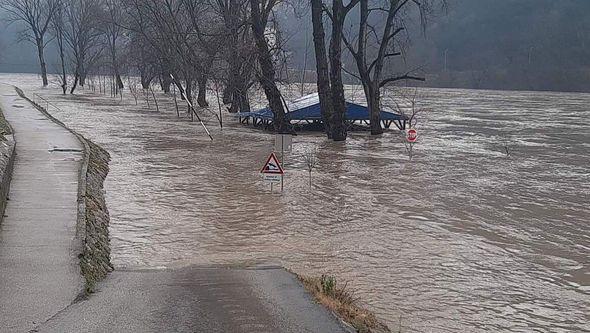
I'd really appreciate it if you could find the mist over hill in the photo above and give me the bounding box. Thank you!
[1,0,589,92]
[283,0,590,92]
[410,0,590,92]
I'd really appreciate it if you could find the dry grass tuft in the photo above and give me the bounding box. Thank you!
[298,274,391,333]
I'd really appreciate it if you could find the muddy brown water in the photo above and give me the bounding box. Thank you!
[2,74,588,332]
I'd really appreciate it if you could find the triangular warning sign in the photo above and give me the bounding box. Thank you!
[260,152,284,174]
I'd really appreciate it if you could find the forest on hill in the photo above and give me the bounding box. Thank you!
[1,0,589,93]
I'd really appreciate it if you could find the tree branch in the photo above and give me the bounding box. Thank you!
[344,0,360,13]
[379,74,425,88]
[386,27,405,43]
[341,65,361,81]
[368,52,400,73]
[341,33,358,59]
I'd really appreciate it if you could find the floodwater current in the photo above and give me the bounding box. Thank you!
[2,74,588,332]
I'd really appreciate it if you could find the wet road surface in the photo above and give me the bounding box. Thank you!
[0,84,84,332]
[37,266,348,333]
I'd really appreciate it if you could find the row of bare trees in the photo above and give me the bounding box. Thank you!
[1,0,445,141]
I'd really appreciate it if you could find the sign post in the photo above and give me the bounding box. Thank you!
[260,152,284,192]
[406,128,418,159]
[274,134,292,192]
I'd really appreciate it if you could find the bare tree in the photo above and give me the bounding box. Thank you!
[343,0,444,135]
[50,0,67,93]
[127,75,139,104]
[310,0,360,141]
[127,33,158,90]
[63,0,104,93]
[123,0,216,108]
[210,0,255,113]
[384,87,427,159]
[311,0,334,138]
[249,0,289,133]
[100,0,126,94]
[1,0,59,86]
[302,146,318,189]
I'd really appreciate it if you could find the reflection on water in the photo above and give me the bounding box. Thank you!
[3,74,588,332]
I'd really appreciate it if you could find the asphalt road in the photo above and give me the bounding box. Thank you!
[36,266,349,333]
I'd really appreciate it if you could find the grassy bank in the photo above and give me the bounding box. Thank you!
[297,274,392,333]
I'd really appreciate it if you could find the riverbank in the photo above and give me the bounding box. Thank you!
[298,274,392,333]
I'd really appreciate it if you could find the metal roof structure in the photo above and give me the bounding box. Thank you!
[237,93,407,123]
[236,93,409,131]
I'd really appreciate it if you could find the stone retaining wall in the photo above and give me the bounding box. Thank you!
[79,140,113,291]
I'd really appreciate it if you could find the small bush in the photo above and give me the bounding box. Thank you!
[298,274,391,333]
[321,274,337,296]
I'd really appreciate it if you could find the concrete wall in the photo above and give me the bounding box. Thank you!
[0,133,15,224]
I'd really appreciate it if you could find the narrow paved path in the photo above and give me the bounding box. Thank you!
[0,84,84,332]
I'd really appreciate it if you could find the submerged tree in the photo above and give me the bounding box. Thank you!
[343,0,445,135]
[100,0,126,94]
[249,0,289,133]
[63,0,103,93]
[1,0,59,86]
[50,0,67,93]
[211,0,256,113]
[310,0,359,141]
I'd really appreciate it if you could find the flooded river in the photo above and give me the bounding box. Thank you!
[2,74,588,332]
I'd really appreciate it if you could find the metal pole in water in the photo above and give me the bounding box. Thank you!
[281,135,284,192]
[169,74,213,141]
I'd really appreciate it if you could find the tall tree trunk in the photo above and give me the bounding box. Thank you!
[36,37,48,87]
[110,46,124,91]
[239,93,251,112]
[185,78,193,103]
[311,0,333,139]
[140,72,151,89]
[366,83,383,135]
[177,79,186,101]
[197,75,209,107]
[115,73,124,91]
[57,35,67,94]
[229,78,250,113]
[160,59,172,93]
[80,61,87,87]
[249,0,289,133]
[70,70,79,94]
[328,0,348,141]
[161,75,172,93]
[222,84,232,105]
[227,44,240,111]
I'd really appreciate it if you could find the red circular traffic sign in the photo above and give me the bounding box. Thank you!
[407,129,418,143]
